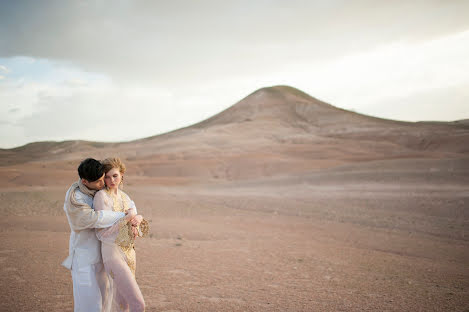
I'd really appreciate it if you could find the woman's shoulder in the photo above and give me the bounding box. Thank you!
[95,189,106,196]
[120,190,132,201]
[94,189,110,200]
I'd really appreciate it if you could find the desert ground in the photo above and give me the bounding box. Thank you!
[1,86,468,311]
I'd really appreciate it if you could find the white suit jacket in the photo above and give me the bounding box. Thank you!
[62,188,127,270]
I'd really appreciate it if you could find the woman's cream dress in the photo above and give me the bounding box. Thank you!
[94,189,146,312]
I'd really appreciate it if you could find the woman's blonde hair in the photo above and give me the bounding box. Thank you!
[101,157,126,174]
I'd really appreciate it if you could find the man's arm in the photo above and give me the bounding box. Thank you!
[95,210,126,228]
[65,190,125,232]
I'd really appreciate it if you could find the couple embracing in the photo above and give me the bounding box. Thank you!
[62,157,149,312]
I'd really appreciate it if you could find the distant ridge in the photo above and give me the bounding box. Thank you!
[142,85,468,154]
[1,85,468,167]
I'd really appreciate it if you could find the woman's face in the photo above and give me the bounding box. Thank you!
[104,167,122,190]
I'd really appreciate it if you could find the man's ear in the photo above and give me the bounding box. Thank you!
[81,178,88,186]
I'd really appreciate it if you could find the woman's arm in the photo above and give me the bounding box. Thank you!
[94,191,132,243]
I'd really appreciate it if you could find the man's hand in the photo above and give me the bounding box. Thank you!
[130,215,143,227]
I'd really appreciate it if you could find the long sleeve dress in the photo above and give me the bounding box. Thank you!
[94,189,145,312]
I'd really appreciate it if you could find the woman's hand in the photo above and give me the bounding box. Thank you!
[125,208,137,222]
[130,214,143,227]
[131,225,139,239]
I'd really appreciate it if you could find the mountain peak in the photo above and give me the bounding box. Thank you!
[252,85,318,101]
[192,85,349,129]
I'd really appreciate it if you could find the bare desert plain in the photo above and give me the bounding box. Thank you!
[0,86,468,311]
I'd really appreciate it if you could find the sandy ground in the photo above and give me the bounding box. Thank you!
[0,86,468,311]
[0,158,468,312]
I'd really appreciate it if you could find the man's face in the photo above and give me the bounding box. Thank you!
[82,174,105,191]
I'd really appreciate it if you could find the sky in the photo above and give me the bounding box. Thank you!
[1,0,468,148]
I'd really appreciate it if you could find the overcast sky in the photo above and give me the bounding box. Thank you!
[1,1,468,148]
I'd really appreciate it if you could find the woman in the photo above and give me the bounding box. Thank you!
[94,157,148,312]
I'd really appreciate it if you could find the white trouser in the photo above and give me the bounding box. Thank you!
[71,259,111,312]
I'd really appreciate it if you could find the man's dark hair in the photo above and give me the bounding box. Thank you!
[78,158,104,182]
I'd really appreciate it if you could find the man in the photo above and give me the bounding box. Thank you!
[62,158,135,312]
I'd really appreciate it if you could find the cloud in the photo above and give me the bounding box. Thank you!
[267,29,469,119]
[63,79,88,87]
[359,83,469,122]
[1,1,468,86]
[0,64,234,148]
